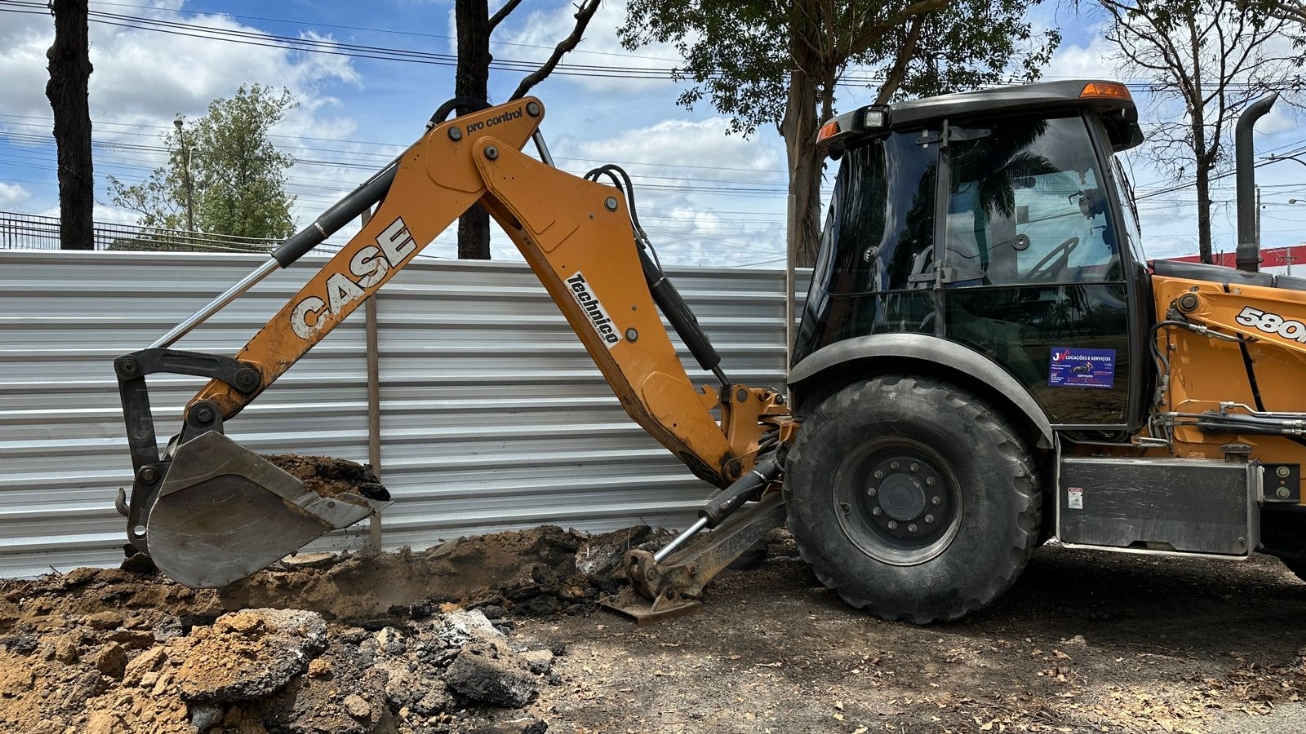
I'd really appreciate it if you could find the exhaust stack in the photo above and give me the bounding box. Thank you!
[1236,93,1278,272]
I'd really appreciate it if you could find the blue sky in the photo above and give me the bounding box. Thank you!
[0,0,1302,267]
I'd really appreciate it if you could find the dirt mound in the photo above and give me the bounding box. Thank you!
[0,605,555,733]
[0,525,670,634]
[0,523,675,733]
[218,525,609,622]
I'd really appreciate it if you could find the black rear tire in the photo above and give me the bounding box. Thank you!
[784,374,1042,623]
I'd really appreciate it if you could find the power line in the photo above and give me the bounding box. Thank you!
[27,0,1297,98]
[0,114,790,176]
[0,1,686,80]
[85,0,687,64]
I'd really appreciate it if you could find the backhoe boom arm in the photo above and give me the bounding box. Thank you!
[187,98,765,485]
[116,99,788,588]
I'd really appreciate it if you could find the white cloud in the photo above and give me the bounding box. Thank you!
[0,183,30,208]
[0,5,359,125]
[0,2,373,227]
[1042,29,1121,84]
[553,117,783,180]
[540,117,786,267]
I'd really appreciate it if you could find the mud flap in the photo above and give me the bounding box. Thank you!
[146,432,387,588]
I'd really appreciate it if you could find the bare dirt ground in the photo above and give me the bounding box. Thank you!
[525,545,1306,734]
[0,528,1302,734]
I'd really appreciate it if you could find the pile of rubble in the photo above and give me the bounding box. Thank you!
[0,604,557,733]
[0,524,674,733]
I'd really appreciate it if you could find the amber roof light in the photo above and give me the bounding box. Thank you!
[816,119,840,145]
[1080,82,1131,101]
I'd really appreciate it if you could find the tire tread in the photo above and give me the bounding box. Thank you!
[786,375,1042,623]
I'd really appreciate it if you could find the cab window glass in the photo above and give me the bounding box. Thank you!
[1111,157,1146,266]
[944,115,1122,286]
[823,134,936,295]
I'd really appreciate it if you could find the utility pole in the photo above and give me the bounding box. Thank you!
[174,115,195,236]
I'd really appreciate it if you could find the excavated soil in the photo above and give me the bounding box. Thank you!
[0,525,662,734]
[263,455,389,501]
[0,528,1303,734]
[218,525,618,622]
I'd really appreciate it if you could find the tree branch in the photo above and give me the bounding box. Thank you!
[488,0,524,32]
[510,0,601,100]
[846,0,950,58]
[874,14,925,105]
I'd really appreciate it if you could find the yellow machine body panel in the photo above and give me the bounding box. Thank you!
[1147,273,1306,501]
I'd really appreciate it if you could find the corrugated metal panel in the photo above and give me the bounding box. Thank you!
[0,250,800,577]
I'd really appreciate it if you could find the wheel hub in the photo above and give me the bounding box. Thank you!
[878,473,925,521]
[836,441,963,566]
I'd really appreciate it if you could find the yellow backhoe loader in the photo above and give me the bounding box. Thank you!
[115,82,1306,624]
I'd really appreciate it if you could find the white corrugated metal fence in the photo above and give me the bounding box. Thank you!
[0,251,795,577]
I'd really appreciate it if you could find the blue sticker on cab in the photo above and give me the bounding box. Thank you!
[1049,347,1115,389]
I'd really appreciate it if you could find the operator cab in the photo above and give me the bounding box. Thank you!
[795,80,1150,434]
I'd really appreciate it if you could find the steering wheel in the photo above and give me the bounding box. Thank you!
[1026,236,1080,281]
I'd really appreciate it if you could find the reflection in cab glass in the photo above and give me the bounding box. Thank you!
[945,115,1122,286]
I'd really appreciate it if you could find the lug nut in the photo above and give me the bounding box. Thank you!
[910,463,919,472]
[926,477,936,486]
[840,503,851,514]
[887,521,897,530]
[872,507,882,517]
[867,487,877,497]
[931,496,942,506]
[908,524,917,532]
[873,470,884,479]
[890,461,900,470]
[925,514,935,524]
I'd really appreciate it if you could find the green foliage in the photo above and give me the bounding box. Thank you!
[620,0,1059,137]
[621,2,786,137]
[622,1,1058,267]
[108,84,298,240]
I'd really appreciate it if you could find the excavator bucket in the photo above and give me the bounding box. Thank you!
[145,432,387,588]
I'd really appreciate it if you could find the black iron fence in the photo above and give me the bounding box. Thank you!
[0,210,279,253]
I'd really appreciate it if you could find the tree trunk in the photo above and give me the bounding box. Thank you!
[46,0,94,251]
[1195,162,1213,264]
[1191,103,1212,264]
[455,0,492,260]
[781,3,824,269]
